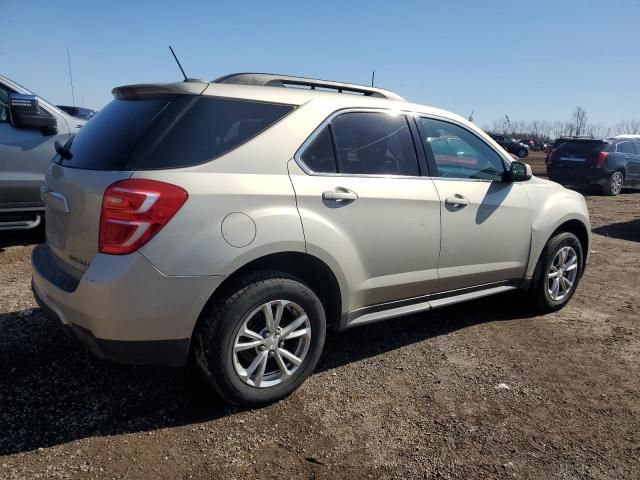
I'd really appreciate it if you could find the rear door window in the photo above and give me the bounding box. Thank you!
[60,96,294,170]
[299,126,337,173]
[617,142,635,155]
[330,112,419,176]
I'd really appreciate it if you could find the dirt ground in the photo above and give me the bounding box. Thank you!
[1,153,639,479]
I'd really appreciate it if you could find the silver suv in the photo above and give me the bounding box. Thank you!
[32,73,590,406]
[0,75,88,230]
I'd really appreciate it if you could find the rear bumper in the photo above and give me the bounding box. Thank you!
[31,243,225,366]
[547,166,609,186]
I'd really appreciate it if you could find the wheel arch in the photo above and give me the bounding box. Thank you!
[550,219,590,265]
[527,218,590,281]
[191,251,343,351]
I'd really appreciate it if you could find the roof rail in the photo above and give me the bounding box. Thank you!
[212,73,405,101]
[613,134,640,139]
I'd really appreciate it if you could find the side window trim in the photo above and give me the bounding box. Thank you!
[416,115,509,182]
[294,108,424,178]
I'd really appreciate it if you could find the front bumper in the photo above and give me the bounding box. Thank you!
[31,243,225,366]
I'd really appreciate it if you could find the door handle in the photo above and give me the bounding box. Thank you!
[444,194,470,207]
[322,188,358,202]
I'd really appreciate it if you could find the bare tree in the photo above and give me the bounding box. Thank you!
[551,120,565,139]
[540,120,552,140]
[572,107,588,136]
[491,117,509,135]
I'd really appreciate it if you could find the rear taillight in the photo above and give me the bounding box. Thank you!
[545,149,555,166]
[99,179,188,255]
[596,151,608,168]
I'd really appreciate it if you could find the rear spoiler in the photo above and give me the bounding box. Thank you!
[112,81,208,100]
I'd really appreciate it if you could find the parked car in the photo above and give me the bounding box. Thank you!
[56,105,96,120]
[32,73,591,406]
[0,75,89,230]
[547,136,640,195]
[490,134,530,158]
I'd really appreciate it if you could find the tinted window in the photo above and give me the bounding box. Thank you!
[61,96,293,170]
[418,118,505,181]
[300,126,337,173]
[61,97,173,170]
[556,140,607,154]
[617,142,635,154]
[138,97,293,170]
[0,84,9,123]
[330,112,419,176]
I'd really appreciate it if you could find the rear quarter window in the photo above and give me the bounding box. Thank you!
[136,96,294,170]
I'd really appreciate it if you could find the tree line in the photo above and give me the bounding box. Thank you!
[483,107,640,143]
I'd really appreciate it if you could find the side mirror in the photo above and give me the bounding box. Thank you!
[9,93,58,134]
[508,161,532,182]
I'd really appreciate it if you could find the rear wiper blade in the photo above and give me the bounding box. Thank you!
[54,140,73,160]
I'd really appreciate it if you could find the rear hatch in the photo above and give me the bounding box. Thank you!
[44,83,294,279]
[550,139,609,168]
[44,95,175,278]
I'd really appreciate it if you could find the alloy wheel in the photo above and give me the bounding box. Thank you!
[547,246,578,301]
[232,300,311,388]
[611,172,623,195]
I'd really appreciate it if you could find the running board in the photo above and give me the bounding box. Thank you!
[344,283,519,328]
[0,214,42,231]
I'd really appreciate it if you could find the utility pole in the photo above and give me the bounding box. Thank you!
[371,70,375,87]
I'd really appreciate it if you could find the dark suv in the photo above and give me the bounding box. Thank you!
[547,136,640,195]
[490,135,529,158]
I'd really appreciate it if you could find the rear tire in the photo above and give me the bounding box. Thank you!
[602,171,623,196]
[527,232,583,313]
[517,148,527,158]
[193,271,326,407]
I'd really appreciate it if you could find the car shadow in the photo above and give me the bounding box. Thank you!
[592,219,640,243]
[0,226,44,252]
[574,187,640,197]
[0,292,536,455]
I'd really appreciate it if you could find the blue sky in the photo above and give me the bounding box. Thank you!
[1,0,638,127]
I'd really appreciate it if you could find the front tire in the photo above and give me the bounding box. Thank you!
[602,171,623,196]
[527,232,583,313]
[193,271,326,407]
[517,148,528,158]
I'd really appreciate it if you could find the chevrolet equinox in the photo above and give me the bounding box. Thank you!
[32,73,591,406]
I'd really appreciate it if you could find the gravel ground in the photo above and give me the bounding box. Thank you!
[1,155,639,479]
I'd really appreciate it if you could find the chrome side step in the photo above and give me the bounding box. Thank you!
[0,214,42,231]
[344,282,519,329]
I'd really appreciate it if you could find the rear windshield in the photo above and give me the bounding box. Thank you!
[555,140,607,153]
[58,96,294,170]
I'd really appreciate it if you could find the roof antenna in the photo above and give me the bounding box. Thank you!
[66,48,76,106]
[371,70,375,87]
[169,45,188,81]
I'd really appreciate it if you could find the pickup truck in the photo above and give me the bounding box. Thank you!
[0,75,89,231]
